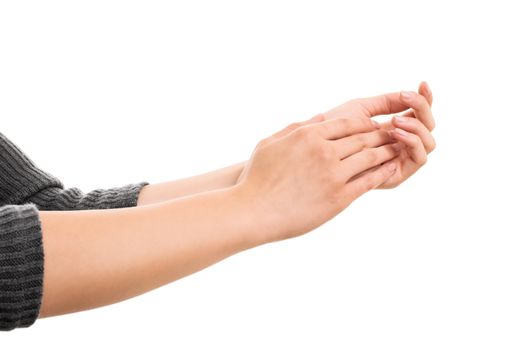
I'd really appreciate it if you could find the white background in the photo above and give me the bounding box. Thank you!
[1,1,524,349]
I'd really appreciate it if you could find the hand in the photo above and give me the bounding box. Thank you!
[235,88,413,185]
[375,82,436,188]
[234,116,400,243]
[322,82,436,189]
[236,113,326,184]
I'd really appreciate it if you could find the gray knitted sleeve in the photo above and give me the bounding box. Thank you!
[0,203,45,331]
[0,131,149,210]
[0,131,149,330]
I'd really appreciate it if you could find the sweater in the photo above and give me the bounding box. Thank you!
[0,131,149,331]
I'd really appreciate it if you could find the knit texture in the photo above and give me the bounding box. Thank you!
[0,131,149,331]
[0,204,43,331]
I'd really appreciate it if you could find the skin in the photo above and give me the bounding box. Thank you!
[136,161,246,206]
[137,82,435,205]
[38,84,435,318]
[375,82,436,188]
[320,81,436,188]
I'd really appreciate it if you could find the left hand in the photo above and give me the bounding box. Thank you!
[324,81,436,189]
[236,82,436,188]
[372,82,436,188]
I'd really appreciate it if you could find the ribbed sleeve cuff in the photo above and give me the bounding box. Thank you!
[27,181,150,211]
[0,203,44,331]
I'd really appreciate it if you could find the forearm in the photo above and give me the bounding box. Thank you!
[136,161,246,206]
[38,184,263,318]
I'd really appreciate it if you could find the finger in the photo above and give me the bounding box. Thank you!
[392,115,436,153]
[271,113,326,139]
[338,143,401,181]
[324,92,413,120]
[400,82,433,118]
[399,91,435,131]
[351,93,411,117]
[419,81,433,107]
[391,128,427,165]
[332,129,392,160]
[344,160,397,200]
[372,118,395,132]
[314,117,379,140]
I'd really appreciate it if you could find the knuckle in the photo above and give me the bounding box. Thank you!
[294,126,312,140]
[354,116,367,128]
[316,143,334,161]
[405,132,417,145]
[341,117,355,132]
[359,116,374,131]
[364,149,378,163]
[428,138,437,153]
[345,117,372,134]
[428,119,436,131]
[414,94,428,108]
[288,122,302,130]
[363,177,377,192]
[381,165,393,177]
[365,118,377,132]
[378,129,390,139]
[415,151,428,165]
[420,153,428,165]
[256,138,270,148]
[334,117,350,131]
[353,134,366,151]
[294,127,325,153]
[408,115,421,127]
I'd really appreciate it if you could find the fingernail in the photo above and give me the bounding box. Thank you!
[394,115,408,123]
[401,91,415,100]
[387,162,397,172]
[392,142,402,152]
[372,120,380,129]
[395,128,408,136]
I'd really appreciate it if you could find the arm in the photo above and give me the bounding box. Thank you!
[1,129,246,208]
[28,160,248,209]
[38,185,259,317]
[136,161,246,206]
[1,90,429,330]
[0,131,150,210]
[135,81,435,205]
[38,114,399,319]
[139,83,436,203]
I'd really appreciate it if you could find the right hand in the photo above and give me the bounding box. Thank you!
[234,115,401,244]
[321,82,436,189]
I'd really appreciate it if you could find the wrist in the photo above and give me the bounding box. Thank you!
[226,183,279,247]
